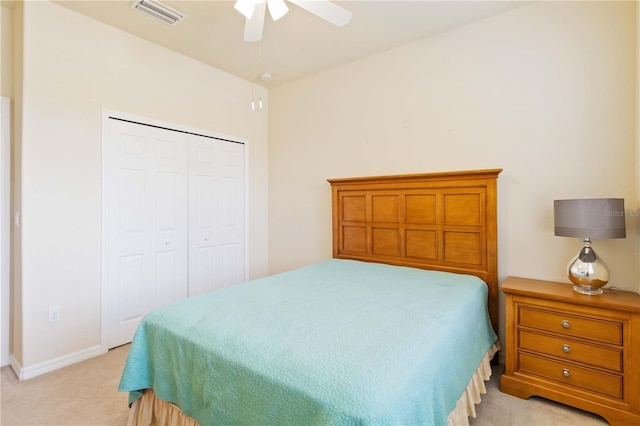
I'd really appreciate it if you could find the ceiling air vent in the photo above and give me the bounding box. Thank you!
[131,0,187,25]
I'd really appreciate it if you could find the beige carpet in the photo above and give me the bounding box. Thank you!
[1,345,608,425]
[469,364,607,426]
[1,345,130,425]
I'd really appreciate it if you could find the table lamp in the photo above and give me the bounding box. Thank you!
[554,198,626,295]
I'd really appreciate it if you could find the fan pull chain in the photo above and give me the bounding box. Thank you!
[257,40,263,109]
[249,41,256,111]
[251,86,256,111]
[249,39,264,111]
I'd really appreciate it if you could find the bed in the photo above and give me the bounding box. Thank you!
[119,168,502,425]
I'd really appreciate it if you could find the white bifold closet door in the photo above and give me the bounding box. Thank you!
[106,118,245,349]
[188,134,245,297]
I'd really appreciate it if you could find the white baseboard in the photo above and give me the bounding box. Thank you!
[11,345,103,380]
[10,355,21,378]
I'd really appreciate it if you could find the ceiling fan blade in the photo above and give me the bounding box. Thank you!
[234,0,255,19]
[244,1,266,42]
[267,0,288,21]
[287,0,352,27]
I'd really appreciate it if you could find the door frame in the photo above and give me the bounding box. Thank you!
[1,97,10,366]
[100,109,249,353]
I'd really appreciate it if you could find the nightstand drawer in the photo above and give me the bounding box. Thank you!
[519,306,622,345]
[502,276,640,425]
[519,330,622,371]
[519,352,623,399]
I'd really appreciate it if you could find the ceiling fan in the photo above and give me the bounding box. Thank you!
[234,0,352,42]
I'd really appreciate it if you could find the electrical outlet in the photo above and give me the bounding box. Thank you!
[48,306,60,323]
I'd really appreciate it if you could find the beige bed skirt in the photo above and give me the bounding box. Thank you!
[447,342,500,426]
[128,342,500,426]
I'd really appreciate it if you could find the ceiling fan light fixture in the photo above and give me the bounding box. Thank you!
[234,0,256,19]
[239,0,352,42]
[244,1,266,42]
[288,0,351,27]
[267,0,289,21]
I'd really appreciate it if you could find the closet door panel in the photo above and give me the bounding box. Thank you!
[107,119,188,348]
[188,135,245,296]
[220,175,245,287]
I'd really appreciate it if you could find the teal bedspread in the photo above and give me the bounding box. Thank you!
[119,259,497,425]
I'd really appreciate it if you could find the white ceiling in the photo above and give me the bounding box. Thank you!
[54,0,531,88]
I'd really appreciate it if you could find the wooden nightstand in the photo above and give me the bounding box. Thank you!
[500,276,640,426]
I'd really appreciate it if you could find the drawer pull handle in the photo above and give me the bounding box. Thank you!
[562,368,571,378]
[562,344,571,353]
[561,320,571,329]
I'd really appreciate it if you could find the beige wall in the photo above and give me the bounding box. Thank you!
[1,5,12,98]
[269,1,638,309]
[636,0,640,294]
[14,1,269,372]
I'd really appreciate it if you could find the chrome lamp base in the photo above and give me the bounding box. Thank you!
[572,284,604,295]
[567,238,609,296]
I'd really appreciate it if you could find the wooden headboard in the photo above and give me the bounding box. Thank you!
[327,169,502,332]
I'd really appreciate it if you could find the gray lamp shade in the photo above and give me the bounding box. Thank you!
[554,198,626,239]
